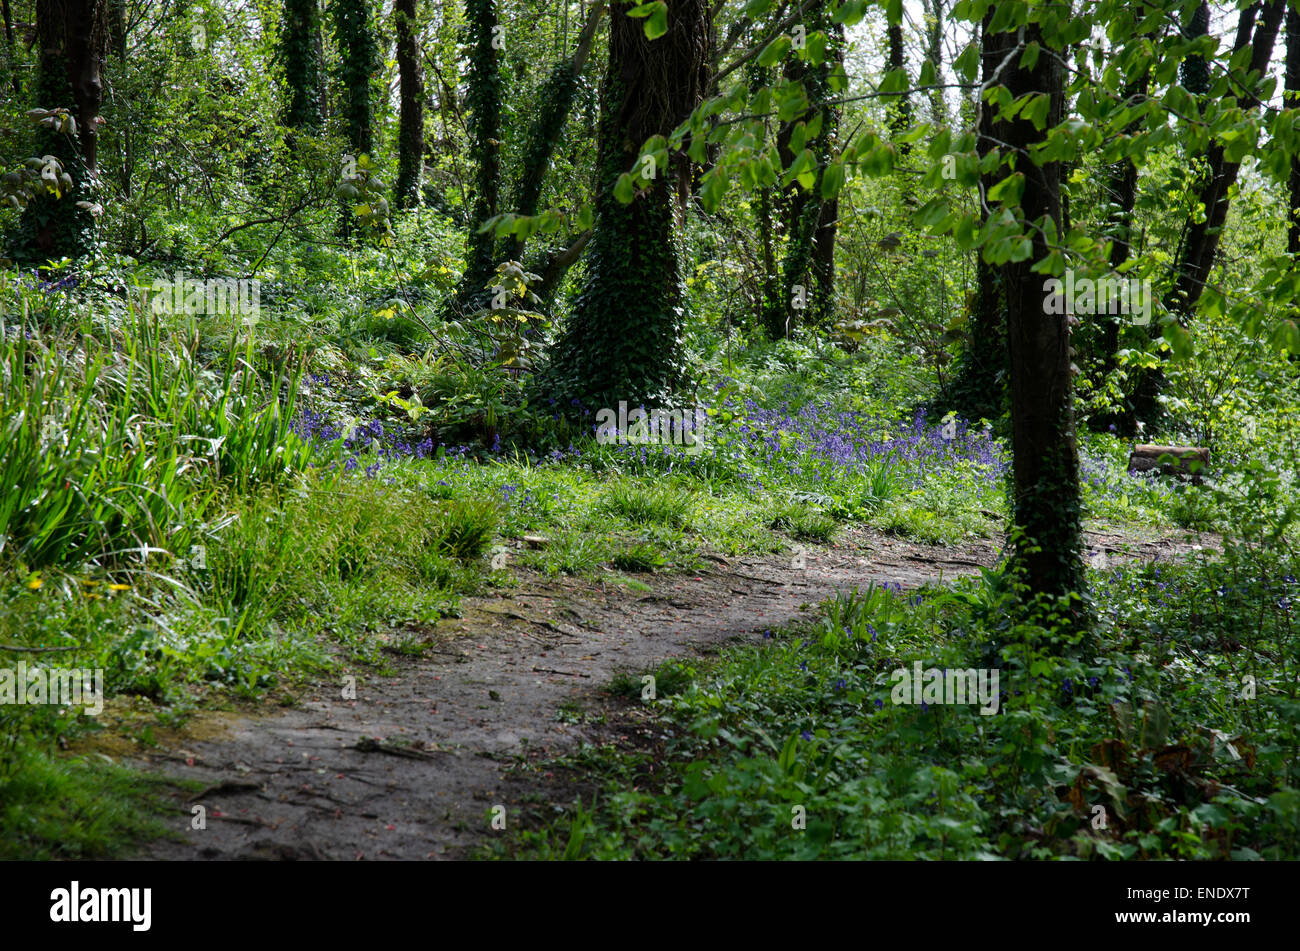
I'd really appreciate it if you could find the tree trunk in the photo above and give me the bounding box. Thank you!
[771,0,839,339]
[1288,5,1300,255]
[108,0,131,197]
[3,0,21,96]
[333,0,378,155]
[542,0,709,414]
[532,228,592,305]
[16,0,108,262]
[333,0,379,239]
[749,64,782,336]
[449,0,505,315]
[945,10,1012,423]
[999,19,1085,613]
[887,20,911,145]
[280,0,324,129]
[394,0,425,209]
[1169,1,1283,315]
[922,0,945,123]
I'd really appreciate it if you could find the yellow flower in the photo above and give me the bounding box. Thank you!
[107,583,132,591]
[26,577,42,590]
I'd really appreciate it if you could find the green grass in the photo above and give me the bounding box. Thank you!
[598,481,694,529]
[0,748,196,859]
[769,502,840,542]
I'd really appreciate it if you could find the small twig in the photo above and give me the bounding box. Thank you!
[0,643,78,653]
[532,666,590,678]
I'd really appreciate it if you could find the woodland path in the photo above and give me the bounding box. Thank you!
[126,524,1210,860]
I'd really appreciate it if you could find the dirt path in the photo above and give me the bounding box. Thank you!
[128,525,1211,860]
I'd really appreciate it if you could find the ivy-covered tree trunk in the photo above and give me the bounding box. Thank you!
[748,65,782,335]
[998,19,1085,614]
[1131,0,1284,430]
[332,0,379,239]
[332,0,378,154]
[1181,1,1210,96]
[810,191,838,326]
[1,0,18,96]
[944,10,1011,423]
[769,0,840,340]
[14,0,108,262]
[280,0,324,129]
[811,19,844,328]
[921,0,945,123]
[446,0,504,316]
[886,19,911,144]
[394,0,424,209]
[1287,3,1300,255]
[542,0,709,414]
[505,3,605,262]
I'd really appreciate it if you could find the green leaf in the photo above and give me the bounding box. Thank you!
[879,68,910,96]
[613,172,636,204]
[629,1,669,39]
[986,172,1025,204]
[1024,93,1051,130]
[954,42,980,83]
[758,36,792,68]
[860,143,895,177]
[832,0,867,27]
[1019,41,1040,72]
[821,161,845,199]
[914,197,949,228]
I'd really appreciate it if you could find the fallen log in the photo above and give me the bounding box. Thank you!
[1127,444,1210,479]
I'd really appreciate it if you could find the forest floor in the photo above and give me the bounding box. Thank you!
[99,523,1213,860]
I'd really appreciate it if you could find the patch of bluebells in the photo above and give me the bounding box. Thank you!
[580,395,1008,486]
[11,272,80,295]
[732,402,1005,488]
[287,376,1009,503]
[290,403,440,477]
